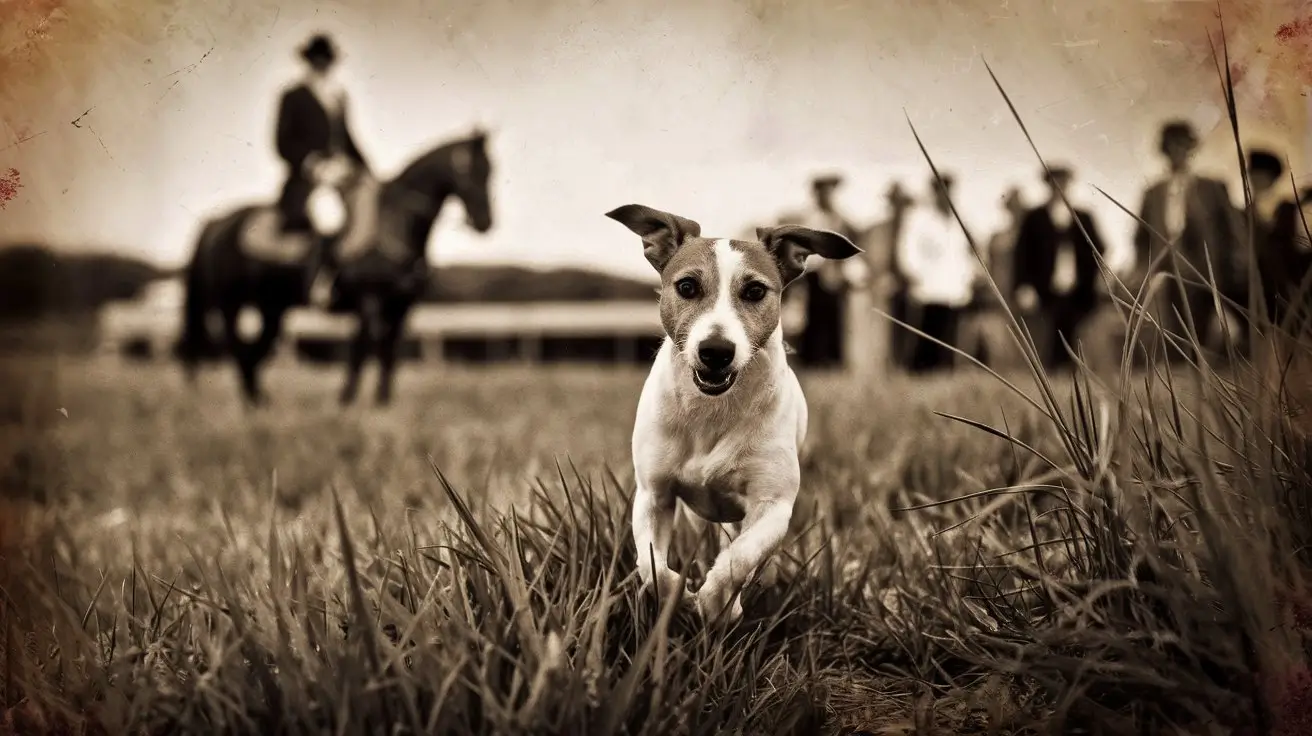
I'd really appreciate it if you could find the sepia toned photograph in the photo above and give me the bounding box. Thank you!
[3,0,1312,732]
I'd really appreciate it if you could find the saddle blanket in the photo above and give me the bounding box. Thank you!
[237,208,316,266]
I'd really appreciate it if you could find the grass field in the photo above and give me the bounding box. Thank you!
[3,323,1312,735]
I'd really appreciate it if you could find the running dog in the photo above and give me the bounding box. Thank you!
[606,203,862,622]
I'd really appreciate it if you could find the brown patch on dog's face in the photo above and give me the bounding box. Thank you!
[658,238,785,372]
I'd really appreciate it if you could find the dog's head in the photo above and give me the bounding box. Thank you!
[606,203,861,397]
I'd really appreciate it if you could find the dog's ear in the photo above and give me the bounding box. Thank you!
[606,204,703,273]
[756,225,862,285]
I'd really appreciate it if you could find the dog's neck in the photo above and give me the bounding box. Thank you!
[659,328,788,426]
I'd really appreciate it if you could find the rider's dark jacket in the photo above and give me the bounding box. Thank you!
[273,82,369,233]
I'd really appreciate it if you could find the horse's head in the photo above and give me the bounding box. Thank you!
[448,129,494,234]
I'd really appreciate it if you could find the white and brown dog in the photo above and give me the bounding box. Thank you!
[606,203,862,622]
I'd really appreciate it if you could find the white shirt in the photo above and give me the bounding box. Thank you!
[1254,187,1282,227]
[303,73,350,171]
[1048,199,1071,229]
[306,73,345,117]
[1164,174,1192,242]
[1048,201,1077,296]
[896,205,978,307]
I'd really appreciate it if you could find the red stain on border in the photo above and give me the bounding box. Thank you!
[0,169,22,208]
[1274,15,1312,83]
[1275,17,1312,43]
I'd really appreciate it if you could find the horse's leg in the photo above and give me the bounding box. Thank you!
[181,344,201,385]
[180,217,225,387]
[222,306,262,407]
[246,304,287,403]
[341,293,384,406]
[374,297,412,406]
[339,309,370,407]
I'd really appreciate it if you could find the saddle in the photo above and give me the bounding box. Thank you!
[237,159,380,267]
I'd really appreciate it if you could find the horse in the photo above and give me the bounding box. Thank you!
[175,129,494,406]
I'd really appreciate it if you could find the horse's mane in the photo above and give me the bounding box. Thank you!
[387,132,485,194]
[357,131,487,260]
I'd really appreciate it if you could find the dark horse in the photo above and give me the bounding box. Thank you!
[175,129,494,406]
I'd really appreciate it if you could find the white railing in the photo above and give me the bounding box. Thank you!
[97,300,665,361]
[282,301,662,339]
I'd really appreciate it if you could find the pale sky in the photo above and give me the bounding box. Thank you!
[3,0,1311,283]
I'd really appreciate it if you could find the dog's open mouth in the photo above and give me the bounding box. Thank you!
[692,368,737,396]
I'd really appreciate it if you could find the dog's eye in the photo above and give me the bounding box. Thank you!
[675,278,701,299]
[740,282,768,302]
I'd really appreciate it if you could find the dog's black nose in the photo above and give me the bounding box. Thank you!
[697,337,736,372]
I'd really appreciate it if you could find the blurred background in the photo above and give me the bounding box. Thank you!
[2,0,1310,372]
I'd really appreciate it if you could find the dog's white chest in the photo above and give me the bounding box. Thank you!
[654,434,752,524]
[631,338,805,527]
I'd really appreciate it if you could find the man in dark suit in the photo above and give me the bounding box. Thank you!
[963,187,1027,369]
[1286,187,1312,322]
[274,33,371,305]
[881,181,917,371]
[779,173,862,368]
[1132,120,1244,360]
[1264,176,1312,326]
[1247,149,1292,321]
[1012,165,1107,370]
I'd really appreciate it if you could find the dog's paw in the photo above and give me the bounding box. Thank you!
[695,583,743,624]
[641,568,692,607]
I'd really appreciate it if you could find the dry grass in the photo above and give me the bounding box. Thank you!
[0,360,1044,733]
[1,324,1310,736]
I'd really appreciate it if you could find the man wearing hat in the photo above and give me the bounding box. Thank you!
[274,32,371,307]
[1247,149,1289,319]
[1011,165,1107,371]
[895,173,978,374]
[959,186,1029,370]
[1132,119,1244,360]
[878,181,918,370]
[1283,186,1312,319]
[777,173,863,368]
[1252,151,1312,324]
[845,180,916,375]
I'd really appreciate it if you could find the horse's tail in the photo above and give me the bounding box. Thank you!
[176,217,224,375]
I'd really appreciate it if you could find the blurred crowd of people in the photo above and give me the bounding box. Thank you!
[773,119,1312,375]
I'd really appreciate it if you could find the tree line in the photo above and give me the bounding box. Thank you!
[0,243,656,323]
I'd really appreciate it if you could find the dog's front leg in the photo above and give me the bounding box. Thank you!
[632,482,685,603]
[721,522,779,589]
[696,494,795,622]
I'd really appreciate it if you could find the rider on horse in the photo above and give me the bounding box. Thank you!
[274,32,370,308]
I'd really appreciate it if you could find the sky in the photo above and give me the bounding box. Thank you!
[3,0,1312,283]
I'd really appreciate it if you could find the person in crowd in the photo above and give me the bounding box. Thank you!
[1132,119,1244,360]
[876,182,918,371]
[1285,187,1312,322]
[960,187,1028,368]
[896,173,977,374]
[1246,149,1298,323]
[1262,161,1312,326]
[777,174,863,368]
[1011,165,1107,371]
[985,187,1028,305]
